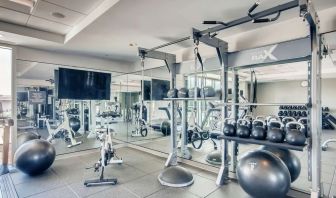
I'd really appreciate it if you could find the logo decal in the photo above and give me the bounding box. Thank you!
[251,45,278,61]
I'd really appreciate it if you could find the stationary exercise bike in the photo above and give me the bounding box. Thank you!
[44,112,82,148]
[183,108,210,149]
[84,115,123,187]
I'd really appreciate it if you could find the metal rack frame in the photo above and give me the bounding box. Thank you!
[139,0,321,196]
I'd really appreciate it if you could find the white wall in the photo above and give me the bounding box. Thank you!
[255,79,336,116]
[16,46,132,73]
[0,47,12,96]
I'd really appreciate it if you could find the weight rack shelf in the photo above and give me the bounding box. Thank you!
[164,97,221,101]
[218,135,306,151]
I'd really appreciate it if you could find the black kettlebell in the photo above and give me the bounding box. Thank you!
[251,119,266,140]
[266,115,280,126]
[223,118,236,136]
[285,121,306,146]
[267,120,285,143]
[237,119,251,138]
[282,117,296,130]
[298,118,309,138]
[243,115,253,129]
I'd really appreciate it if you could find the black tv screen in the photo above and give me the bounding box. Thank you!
[142,80,151,101]
[151,79,170,100]
[57,68,111,100]
[17,92,28,102]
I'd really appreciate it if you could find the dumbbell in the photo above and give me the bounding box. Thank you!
[293,111,297,117]
[278,111,284,116]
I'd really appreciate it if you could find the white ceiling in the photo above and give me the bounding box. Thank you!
[0,0,335,62]
[0,0,104,34]
[1,0,336,83]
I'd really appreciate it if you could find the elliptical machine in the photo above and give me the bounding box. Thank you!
[84,113,123,187]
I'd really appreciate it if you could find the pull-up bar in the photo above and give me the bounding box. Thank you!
[143,0,299,53]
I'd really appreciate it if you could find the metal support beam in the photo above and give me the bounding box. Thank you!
[138,47,178,166]
[299,0,322,197]
[230,70,239,173]
[308,22,322,198]
[138,48,176,64]
[213,40,230,186]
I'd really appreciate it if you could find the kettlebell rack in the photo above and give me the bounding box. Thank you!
[140,0,321,196]
[218,135,306,151]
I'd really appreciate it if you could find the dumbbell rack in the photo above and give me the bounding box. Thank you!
[218,135,306,151]
[278,105,308,120]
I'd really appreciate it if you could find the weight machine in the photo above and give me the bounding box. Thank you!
[138,0,322,197]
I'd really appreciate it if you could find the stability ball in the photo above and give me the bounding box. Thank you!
[69,117,81,132]
[17,132,40,147]
[237,150,291,198]
[14,139,56,176]
[260,146,301,182]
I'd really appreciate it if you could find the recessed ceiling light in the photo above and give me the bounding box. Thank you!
[51,12,65,19]
[129,43,138,47]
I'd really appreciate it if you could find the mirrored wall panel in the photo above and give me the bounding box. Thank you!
[16,60,124,155]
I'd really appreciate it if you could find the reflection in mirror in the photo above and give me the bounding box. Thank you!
[126,66,173,145]
[16,60,124,155]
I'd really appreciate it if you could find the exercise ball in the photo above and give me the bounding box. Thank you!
[161,120,171,136]
[178,88,189,98]
[17,132,40,147]
[260,146,301,182]
[14,139,56,176]
[69,117,81,132]
[237,150,291,198]
[167,89,178,98]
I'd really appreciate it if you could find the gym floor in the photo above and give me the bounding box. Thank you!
[13,120,336,197]
[132,129,336,197]
[3,146,335,198]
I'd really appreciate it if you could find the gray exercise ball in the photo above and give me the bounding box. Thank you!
[237,150,291,198]
[17,132,40,147]
[260,146,301,182]
[14,139,56,176]
[69,117,81,132]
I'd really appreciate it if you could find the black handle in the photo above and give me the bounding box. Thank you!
[203,21,217,25]
[248,2,260,15]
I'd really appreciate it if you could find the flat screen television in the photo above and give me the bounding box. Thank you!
[56,68,111,100]
[151,79,170,100]
[17,92,28,102]
[142,80,151,101]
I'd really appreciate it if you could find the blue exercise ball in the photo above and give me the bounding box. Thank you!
[14,139,56,176]
[237,150,291,198]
